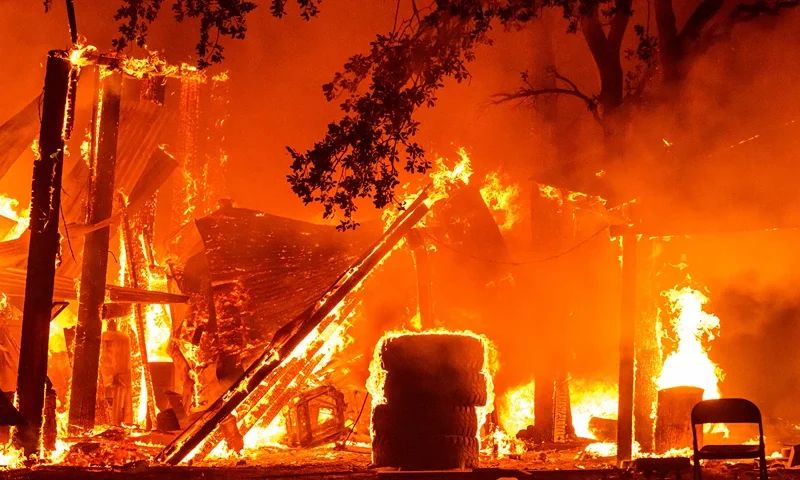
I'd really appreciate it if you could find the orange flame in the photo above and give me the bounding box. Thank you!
[382,147,474,229]
[655,286,723,399]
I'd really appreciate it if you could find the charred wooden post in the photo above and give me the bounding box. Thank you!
[119,194,158,429]
[634,238,661,452]
[42,380,57,451]
[157,185,433,465]
[69,69,122,433]
[406,229,433,328]
[14,52,71,455]
[615,228,637,464]
[655,386,703,453]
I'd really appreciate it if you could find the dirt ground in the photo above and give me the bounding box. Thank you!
[1,443,797,479]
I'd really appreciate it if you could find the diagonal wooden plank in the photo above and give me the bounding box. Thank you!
[0,95,41,181]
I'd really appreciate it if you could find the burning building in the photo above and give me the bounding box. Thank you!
[0,2,799,479]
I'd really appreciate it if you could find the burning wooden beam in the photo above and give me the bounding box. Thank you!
[14,51,71,456]
[69,68,123,433]
[105,285,188,304]
[119,194,158,429]
[156,185,433,465]
[406,229,434,329]
[0,268,188,304]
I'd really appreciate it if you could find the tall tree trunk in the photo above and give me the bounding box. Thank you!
[69,68,122,433]
[14,52,71,456]
[581,6,630,163]
[655,0,682,86]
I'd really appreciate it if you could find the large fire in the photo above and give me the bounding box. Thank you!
[656,285,723,399]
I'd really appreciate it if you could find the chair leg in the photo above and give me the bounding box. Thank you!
[693,459,702,480]
[759,453,768,480]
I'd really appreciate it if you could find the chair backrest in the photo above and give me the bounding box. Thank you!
[691,398,762,426]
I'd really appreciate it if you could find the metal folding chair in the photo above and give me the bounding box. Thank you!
[691,398,768,480]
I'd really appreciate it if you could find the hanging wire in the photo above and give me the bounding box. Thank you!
[421,226,610,266]
[341,392,369,447]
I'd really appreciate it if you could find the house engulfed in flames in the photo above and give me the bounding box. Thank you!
[0,41,796,477]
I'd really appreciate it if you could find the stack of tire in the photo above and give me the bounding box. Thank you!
[371,333,487,470]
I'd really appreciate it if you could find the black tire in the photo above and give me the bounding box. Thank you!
[381,334,484,375]
[383,371,488,407]
[372,434,479,469]
[372,404,478,437]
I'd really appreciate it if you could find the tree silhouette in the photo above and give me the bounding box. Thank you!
[48,0,798,228]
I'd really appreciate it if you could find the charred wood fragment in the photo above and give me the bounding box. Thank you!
[43,380,57,451]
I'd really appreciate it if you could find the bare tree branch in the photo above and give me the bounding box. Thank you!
[492,69,602,124]
[731,0,799,21]
[679,0,724,41]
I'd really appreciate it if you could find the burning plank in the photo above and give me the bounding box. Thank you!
[0,268,187,304]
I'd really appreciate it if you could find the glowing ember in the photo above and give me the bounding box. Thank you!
[582,441,619,458]
[479,172,520,231]
[656,286,723,399]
